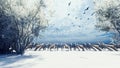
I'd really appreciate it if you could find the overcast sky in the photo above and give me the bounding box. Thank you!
[33,0,113,43]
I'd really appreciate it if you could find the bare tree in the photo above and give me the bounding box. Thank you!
[95,0,120,44]
[0,0,48,54]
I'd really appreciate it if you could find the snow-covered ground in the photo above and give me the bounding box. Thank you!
[0,50,120,68]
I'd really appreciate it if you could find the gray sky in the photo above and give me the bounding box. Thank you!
[33,0,112,43]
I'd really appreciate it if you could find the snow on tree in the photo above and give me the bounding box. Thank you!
[0,0,48,54]
[94,0,120,44]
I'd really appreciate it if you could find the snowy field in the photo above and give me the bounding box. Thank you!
[0,50,120,68]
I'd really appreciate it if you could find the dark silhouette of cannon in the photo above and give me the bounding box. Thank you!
[73,43,85,51]
[48,43,57,51]
[34,43,45,51]
[61,43,70,51]
[99,42,118,51]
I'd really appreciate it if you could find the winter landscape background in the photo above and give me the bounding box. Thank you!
[1,0,120,68]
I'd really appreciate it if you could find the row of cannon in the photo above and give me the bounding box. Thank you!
[26,42,120,51]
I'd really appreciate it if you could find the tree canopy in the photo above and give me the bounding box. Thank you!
[95,0,120,44]
[0,0,48,54]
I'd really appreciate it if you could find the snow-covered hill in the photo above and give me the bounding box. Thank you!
[0,51,120,68]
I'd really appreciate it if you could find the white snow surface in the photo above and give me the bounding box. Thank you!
[0,50,120,68]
